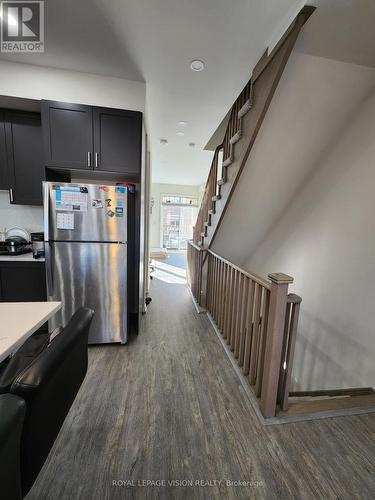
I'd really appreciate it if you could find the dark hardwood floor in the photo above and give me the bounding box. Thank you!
[27,272,375,499]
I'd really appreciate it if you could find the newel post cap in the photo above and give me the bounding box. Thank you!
[268,273,294,285]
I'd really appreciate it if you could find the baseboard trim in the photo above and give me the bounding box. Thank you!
[187,286,206,314]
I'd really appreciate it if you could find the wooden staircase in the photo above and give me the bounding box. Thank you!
[193,6,315,251]
[189,6,375,423]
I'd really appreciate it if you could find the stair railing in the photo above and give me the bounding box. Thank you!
[192,144,222,245]
[222,78,253,165]
[187,241,207,307]
[204,250,302,418]
[192,78,253,247]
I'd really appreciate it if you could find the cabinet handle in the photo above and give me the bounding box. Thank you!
[95,152,99,168]
[87,151,91,167]
[9,188,14,203]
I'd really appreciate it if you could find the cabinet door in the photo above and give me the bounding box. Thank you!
[42,100,93,170]
[0,262,46,302]
[0,262,48,331]
[93,107,142,175]
[4,111,44,206]
[0,112,8,190]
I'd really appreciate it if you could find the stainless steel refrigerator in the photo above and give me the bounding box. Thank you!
[43,182,128,344]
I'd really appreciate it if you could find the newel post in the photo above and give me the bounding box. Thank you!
[260,272,294,418]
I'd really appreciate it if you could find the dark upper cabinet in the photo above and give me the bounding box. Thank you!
[41,100,142,176]
[93,107,142,175]
[41,101,93,170]
[4,111,44,206]
[0,112,8,190]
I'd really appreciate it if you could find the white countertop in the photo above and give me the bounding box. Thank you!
[0,253,45,262]
[0,301,61,363]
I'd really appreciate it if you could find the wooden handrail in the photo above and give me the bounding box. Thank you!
[192,6,316,250]
[208,249,270,290]
[187,240,207,306]
[188,5,312,418]
[193,144,223,245]
[189,241,205,252]
[193,76,254,247]
[187,248,302,418]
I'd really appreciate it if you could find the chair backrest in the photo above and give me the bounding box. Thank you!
[10,307,94,497]
[0,394,25,500]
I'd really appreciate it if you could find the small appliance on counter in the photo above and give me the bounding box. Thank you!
[0,227,32,256]
[0,236,32,255]
[31,232,45,259]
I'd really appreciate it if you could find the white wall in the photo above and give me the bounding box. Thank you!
[0,60,145,111]
[0,190,43,233]
[150,183,200,249]
[212,52,375,390]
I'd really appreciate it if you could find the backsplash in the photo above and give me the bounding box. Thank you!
[0,190,43,233]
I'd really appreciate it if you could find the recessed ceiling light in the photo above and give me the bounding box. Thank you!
[176,132,184,136]
[189,142,195,147]
[190,59,205,72]
[160,139,168,145]
[178,121,188,126]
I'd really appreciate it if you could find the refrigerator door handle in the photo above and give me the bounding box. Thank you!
[45,242,54,298]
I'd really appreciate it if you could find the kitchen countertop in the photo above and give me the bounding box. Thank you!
[0,253,45,262]
[0,301,61,363]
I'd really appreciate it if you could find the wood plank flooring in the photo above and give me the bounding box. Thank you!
[27,275,375,500]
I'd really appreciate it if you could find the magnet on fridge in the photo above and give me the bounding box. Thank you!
[115,186,126,194]
[80,187,88,193]
[105,198,112,207]
[92,199,103,208]
[107,209,115,217]
[99,186,109,191]
[115,207,123,215]
[116,199,123,207]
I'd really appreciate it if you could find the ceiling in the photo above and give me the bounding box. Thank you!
[1,1,373,186]
[0,0,306,186]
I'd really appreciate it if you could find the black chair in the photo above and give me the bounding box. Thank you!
[0,332,50,394]
[0,394,26,500]
[10,307,94,497]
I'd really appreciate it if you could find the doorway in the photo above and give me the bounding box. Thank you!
[161,195,198,251]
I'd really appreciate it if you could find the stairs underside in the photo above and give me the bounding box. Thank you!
[200,19,305,250]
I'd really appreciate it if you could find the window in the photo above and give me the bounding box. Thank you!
[161,195,198,250]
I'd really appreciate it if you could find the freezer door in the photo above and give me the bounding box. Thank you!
[46,241,127,344]
[44,182,127,242]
